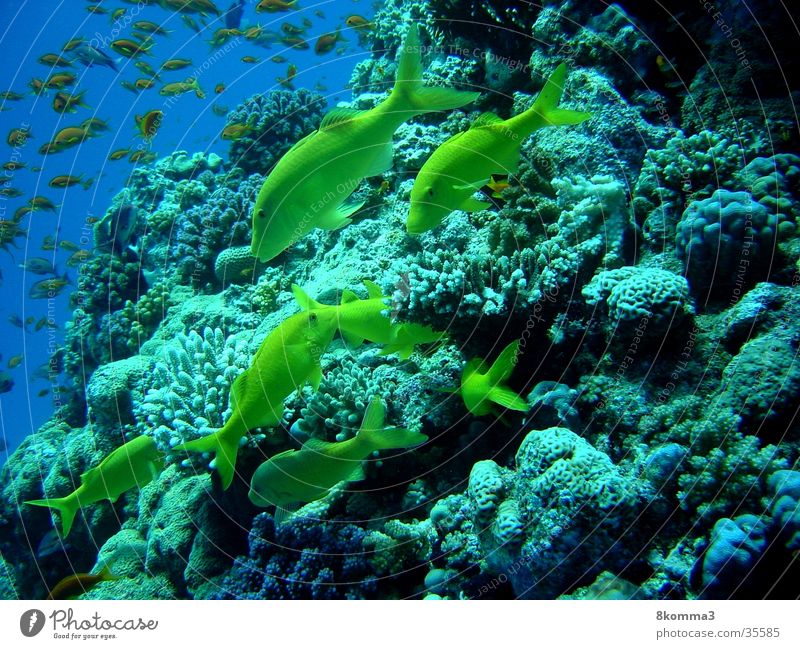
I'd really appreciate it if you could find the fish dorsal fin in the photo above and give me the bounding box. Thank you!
[286,130,316,154]
[292,284,324,311]
[341,289,359,303]
[302,437,336,452]
[471,112,503,128]
[270,448,298,462]
[363,279,383,299]
[320,107,365,130]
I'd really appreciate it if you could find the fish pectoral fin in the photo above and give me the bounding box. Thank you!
[346,462,366,483]
[363,141,395,177]
[319,107,365,130]
[308,364,323,391]
[274,503,300,526]
[459,196,493,213]
[453,178,491,191]
[340,329,364,349]
[488,386,529,412]
[317,199,365,231]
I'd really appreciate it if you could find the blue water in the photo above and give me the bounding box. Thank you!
[0,0,367,462]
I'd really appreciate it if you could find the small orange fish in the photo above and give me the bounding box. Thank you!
[161,58,192,71]
[52,90,89,114]
[38,53,73,68]
[241,56,259,64]
[8,354,23,369]
[214,83,225,94]
[270,55,287,64]
[7,127,32,146]
[44,73,76,89]
[133,21,171,36]
[256,0,298,12]
[47,566,119,600]
[108,149,130,161]
[29,78,46,95]
[135,110,163,140]
[135,78,156,90]
[281,22,306,35]
[485,174,512,198]
[29,196,57,212]
[53,126,89,148]
[345,15,375,32]
[61,38,84,52]
[244,25,263,40]
[111,39,152,58]
[81,118,110,133]
[221,123,253,140]
[314,30,344,55]
[281,36,308,50]
[49,174,92,190]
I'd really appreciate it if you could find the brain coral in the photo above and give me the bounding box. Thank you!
[225,88,325,175]
[676,189,780,294]
[583,266,693,338]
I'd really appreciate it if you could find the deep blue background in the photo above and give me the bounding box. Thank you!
[0,0,372,463]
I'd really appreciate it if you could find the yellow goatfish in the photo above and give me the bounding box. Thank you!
[250,24,480,262]
[292,280,444,359]
[174,307,339,489]
[24,435,163,536]
[406,63,591,234]
[249,397,427,521]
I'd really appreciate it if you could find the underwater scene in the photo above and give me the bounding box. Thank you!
[0,0,798,602]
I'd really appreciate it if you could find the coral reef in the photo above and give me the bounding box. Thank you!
[1,0,797,604]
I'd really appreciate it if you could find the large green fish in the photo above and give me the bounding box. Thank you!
[249,397,427,521]
[292,280,445,359]
[406,63,591,234]
[25,435,163,536]
[174,307,339,489]
[251,24,480,262]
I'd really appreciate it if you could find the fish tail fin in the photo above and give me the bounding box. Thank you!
[513,63,592,138]
[291,284,324,311]
[487,341,520,386]
[389,25,480,115]
[356,397,428,451]
[191,77,205,99]
[173,429,239,490]
[25,496,78,537]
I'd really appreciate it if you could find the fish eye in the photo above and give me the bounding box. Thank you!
[427,188,434,197]
[256,208,266,219]
[309,312,318,322]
